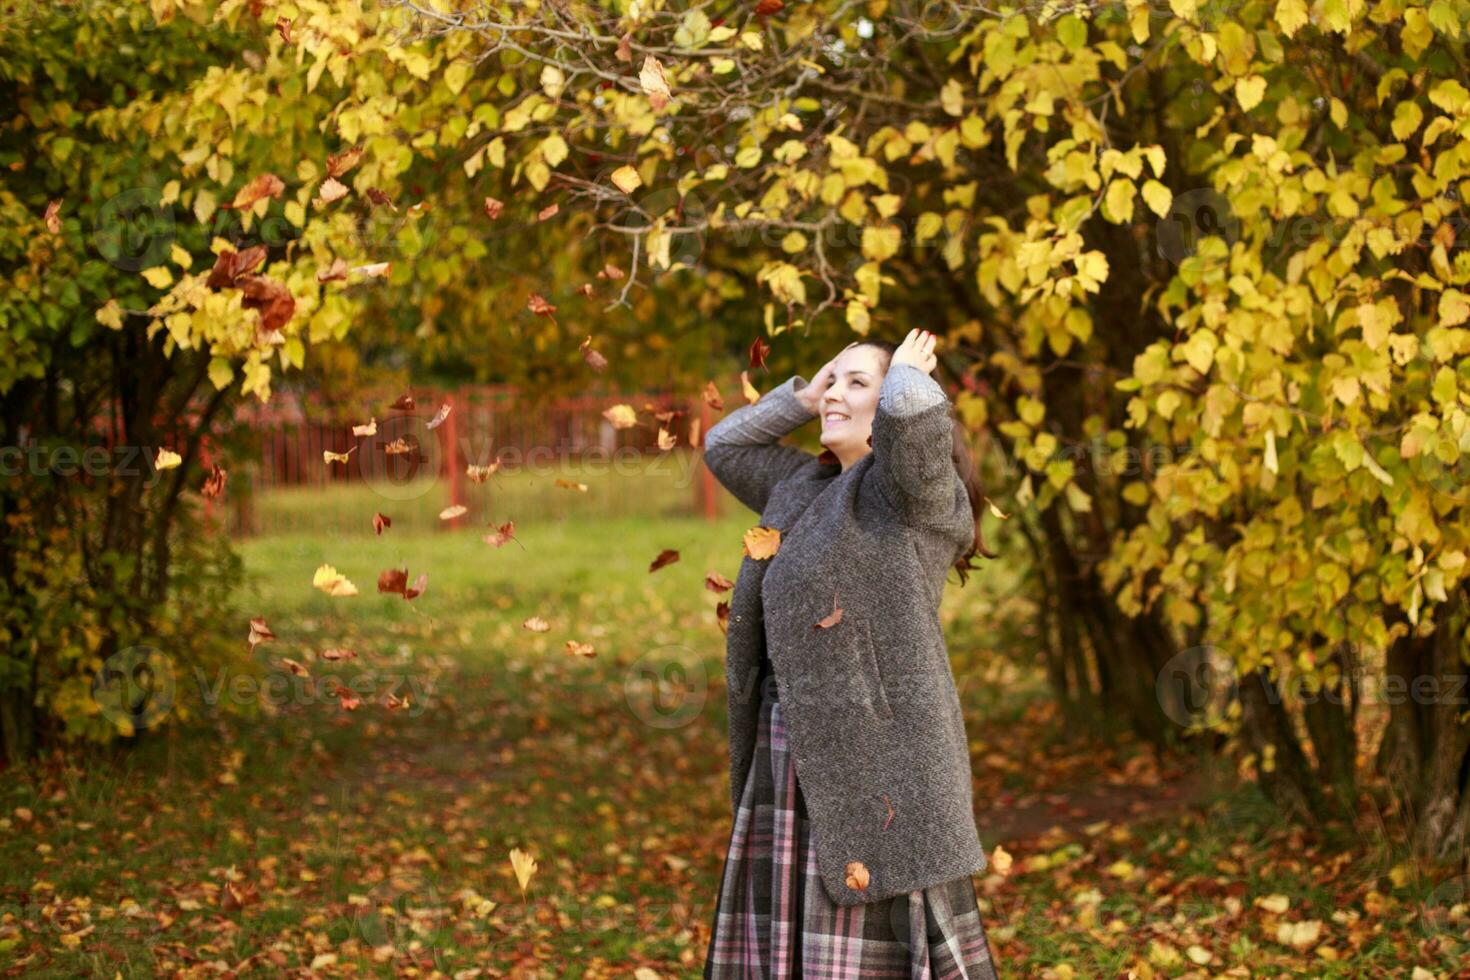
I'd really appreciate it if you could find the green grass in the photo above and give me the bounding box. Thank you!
[1,479,1463,977]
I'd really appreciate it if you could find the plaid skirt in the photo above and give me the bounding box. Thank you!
[704,679,1000,979]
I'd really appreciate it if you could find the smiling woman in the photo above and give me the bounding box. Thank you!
[701,329,1001,978]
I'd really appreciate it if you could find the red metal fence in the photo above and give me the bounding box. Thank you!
[224,381,728,535]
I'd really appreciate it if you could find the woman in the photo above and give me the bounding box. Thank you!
[701,328,1001,977]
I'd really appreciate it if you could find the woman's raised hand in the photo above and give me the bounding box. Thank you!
[795,349,844,414]
[892,328,937,375]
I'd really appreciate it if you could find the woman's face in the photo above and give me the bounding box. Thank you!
[818,343,887,467]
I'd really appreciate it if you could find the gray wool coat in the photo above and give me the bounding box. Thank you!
[703,362,989,908]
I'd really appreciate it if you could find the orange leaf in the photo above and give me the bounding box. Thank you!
[743,526,781,560]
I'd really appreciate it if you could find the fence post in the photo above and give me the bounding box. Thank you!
[699,396,718,521]
[444,392,464,528]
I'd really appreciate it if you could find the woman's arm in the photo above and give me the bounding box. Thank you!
[702,374,821,515]
[869,345,965,529]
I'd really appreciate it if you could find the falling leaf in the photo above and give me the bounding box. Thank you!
[205,246,268,289]
[326,146,363,178]
[748,335,771,369]
[522,616,551,632]
[509,848,539,894]
[247,617,275,650]
[279,657,309,677]
[352,418,377,437]
[482,195,505,219]
[577,283,594,297]
[603,404,638,429]
[389,394,415,411]
[323,447,356,465]
[844,861,870,890]
[705,571,734,593]
[639,55,671,111]
[425,403,452,430]
[528,294,557,317]
[372,512,391,535]
[986,497,1010,520]
[238,275,295,333]
[315,176,349,206]
[657,427,676,450]
[580,336,608,372]
[597,262,626,280]
[202,464,227,498]
[43,199,61,234]
[329,683,361,710]
[317,258,349,283]
[467,461,501,482]
[555,478,588,491]
[740,370,760,404]
[376,566,426,599]
[610,165,643,194]
[649,548,680,572]
[716,600,730,633]
[537,203,559,222]
[439,504,468,521]
[312,564,358,597]
[484,519,519,548]
[352,261,391,278]
[689,417,703,448]
[743,525,781,559]
[565,640,596,657]
[814,592,843,628]
[702,380,724,412]
[384,692,410,710]
[616,33,633,62]
[382,437,415,455]
[319,648,357,662]
[991,845,1013,876]
[154,448,182,471]
[225,173,285,211]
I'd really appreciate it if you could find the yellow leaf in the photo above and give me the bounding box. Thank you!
[1275,0,1309,35]
[95,299,124,330]
[610,165,642,194]
[990,845,1013,875]
[141,266,173,289]
[743,525,782,559]
[1438,289,1470,326]
[1256,893,1291,914]
[311,564,358,597]
[154,448,182,471]
[1236,75,1267,112]
[509,847,539,893]
[541,133,568,167]
[169,243,192,269]
[1141,180,1172,217]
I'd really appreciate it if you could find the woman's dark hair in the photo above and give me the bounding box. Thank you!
[852,339,997,585]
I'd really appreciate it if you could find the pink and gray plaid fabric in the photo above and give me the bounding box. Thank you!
[704,686,1001,978]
